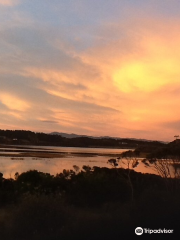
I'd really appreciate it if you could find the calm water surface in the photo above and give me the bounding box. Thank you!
[0,145,158,178]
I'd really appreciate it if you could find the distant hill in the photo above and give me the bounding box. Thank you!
[0,129,166,148]
[50,132,167,143]
[50,132,90,139]
[146,139,180,159]
[50,132,114,139]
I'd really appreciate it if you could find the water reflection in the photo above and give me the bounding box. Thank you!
[0,146,178,178]
[0,155,159,178]
[0,156,110,178]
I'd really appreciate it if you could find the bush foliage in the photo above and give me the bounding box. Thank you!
[0,167,180,239]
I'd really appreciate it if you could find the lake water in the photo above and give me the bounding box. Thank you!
[0,145,171,178]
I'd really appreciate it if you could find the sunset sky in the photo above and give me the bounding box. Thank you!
[1,0,180,141]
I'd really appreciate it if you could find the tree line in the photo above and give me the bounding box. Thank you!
[0,129,165,148]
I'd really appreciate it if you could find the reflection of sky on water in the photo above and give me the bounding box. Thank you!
[0,146,132,178]
[0,146,177,178]
[0,155,159,178]
[0,156,109,178]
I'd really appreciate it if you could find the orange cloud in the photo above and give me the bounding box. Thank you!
[82,19,180,93]
[7,16,180,140]
[72,18,180,140]
[0,93,30,111]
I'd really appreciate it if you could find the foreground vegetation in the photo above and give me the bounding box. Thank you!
[0,166,180,240]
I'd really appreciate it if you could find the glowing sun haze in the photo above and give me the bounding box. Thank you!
[0,0,180,141]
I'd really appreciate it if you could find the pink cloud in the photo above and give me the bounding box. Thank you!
[0,0,20,6]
